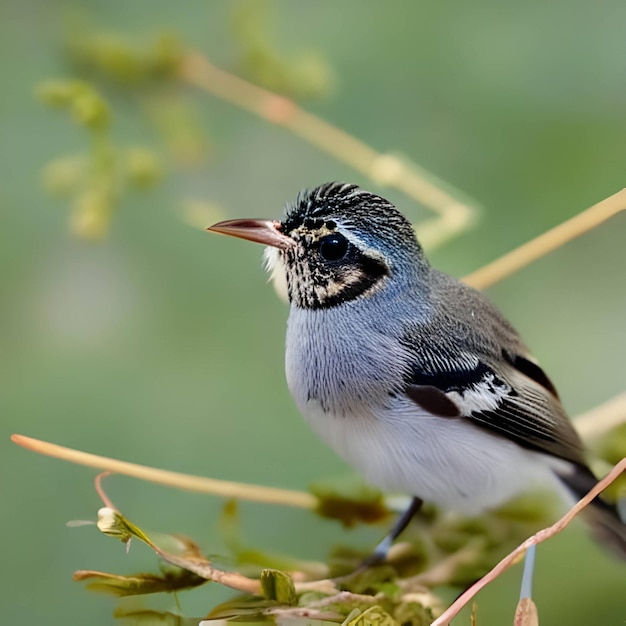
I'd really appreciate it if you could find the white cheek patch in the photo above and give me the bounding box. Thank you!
[263,246,289,303]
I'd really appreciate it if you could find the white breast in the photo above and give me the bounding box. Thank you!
[300,397,571,515]
[285,307,571,515]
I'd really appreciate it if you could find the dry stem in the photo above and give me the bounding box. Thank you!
[87,456,625,620]
[431,457,626,626]
[178,51,476,249]
[12,389,624,510]
[463,188,626,290]
[178,53,625,285]
[574,392,626,441]
[10,434,316,510]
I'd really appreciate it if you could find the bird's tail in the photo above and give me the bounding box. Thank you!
[558,465,626,559]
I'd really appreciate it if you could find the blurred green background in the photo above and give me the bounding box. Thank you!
[2,1,625,624]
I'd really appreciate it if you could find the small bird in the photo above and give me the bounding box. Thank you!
[209,182,625,560]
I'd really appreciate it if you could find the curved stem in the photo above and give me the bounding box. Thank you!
[177,51,477,249]
[11,434,316,510]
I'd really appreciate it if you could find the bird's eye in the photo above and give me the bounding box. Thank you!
[318,233,349,261]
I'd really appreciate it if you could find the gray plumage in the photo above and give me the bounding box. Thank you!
[211,181,626,558]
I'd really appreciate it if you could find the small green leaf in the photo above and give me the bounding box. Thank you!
[65,29,182,85]
[310,475,389,527]
[260,569,297,606]
[231,0,334,100]
[113,607,201,625]
[207,595,278,620]
[392,601,435,626]
[343,606,398,626]
[74,567,207,597]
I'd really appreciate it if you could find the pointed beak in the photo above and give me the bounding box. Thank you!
[207,219,294,250]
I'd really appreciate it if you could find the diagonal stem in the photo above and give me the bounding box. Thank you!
[177,51,477,249]
[463,188,626,290]
[431,457,626,626]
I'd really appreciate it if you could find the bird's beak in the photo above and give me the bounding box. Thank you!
[207,219,294,250]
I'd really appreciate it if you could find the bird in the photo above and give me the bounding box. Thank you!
[208,181,626,561]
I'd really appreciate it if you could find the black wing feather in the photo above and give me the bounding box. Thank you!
[501,350,559,398]
[404,353,585,465]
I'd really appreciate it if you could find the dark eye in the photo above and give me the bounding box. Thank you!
[318,233,349,261]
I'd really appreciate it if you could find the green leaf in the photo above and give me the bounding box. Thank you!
[392,601,435,626]
[113,607,202,625]
[309,475,390,527]
[206,596,278,621]
[343,606,398,626]
[260,569,297,606]
[73,568,207,597]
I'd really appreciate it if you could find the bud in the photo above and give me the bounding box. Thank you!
[97,507,133,544]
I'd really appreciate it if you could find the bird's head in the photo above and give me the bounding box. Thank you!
[208,182,426,309]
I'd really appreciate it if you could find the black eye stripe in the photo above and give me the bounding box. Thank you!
[318,233,349,261]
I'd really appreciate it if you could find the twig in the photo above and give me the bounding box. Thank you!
[92,475,264,595]
[431,457,626,626]
[463,188,626,290]
[179,54,626,282]
[177,51,477,249]
[11,386,623,513]
[574,392,626,440]
[10,434,316,510]
[150,542,262,595]
[92,475,338,597]
[94,472,116,510]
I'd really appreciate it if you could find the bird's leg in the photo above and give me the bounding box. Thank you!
[364,496,424,566]
[519,543,536,602]
[332,497,424,582]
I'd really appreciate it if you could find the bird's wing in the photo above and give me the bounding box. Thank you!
[404,349,586,466]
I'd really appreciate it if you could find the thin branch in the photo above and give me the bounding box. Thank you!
[91,475,265,595]
[177,51,477,249]
[94,472,116,510]
[574,392,626,441]
[91,476,338,598]
[463,188,626,290]
[11,385,623,513]
[150,542,262,595]
[179,54,625,284]
[10,434,316,510]
[431,457,626,626]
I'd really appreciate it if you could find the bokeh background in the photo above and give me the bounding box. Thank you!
[2,1,625,624]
